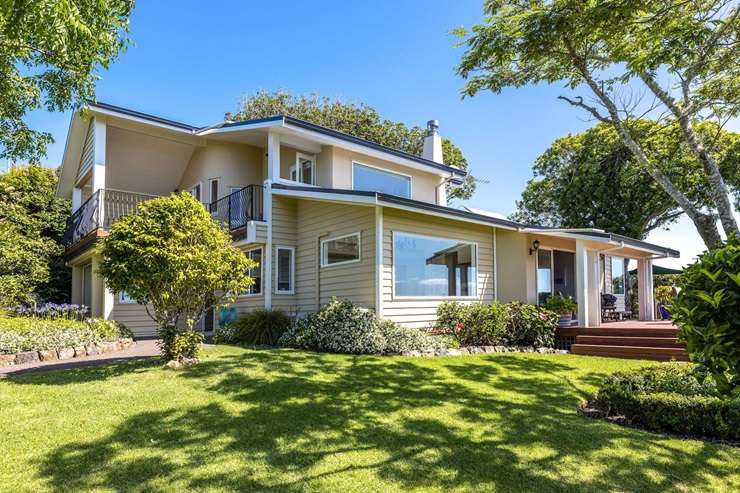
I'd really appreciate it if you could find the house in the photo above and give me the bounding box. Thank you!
[56,102,679,338]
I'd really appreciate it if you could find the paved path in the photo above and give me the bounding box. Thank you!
[0,339,160,378]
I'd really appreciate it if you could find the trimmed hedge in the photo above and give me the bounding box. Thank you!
[0,316,131,354]
[591,362,740,442]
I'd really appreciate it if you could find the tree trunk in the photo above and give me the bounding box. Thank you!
[639,74,739,238]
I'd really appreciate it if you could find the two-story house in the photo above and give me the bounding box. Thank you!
[56,102,679,338]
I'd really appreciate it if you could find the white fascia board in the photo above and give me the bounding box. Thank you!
[271,187,378,206]
[56,112,89,198]
[526,229,671,257]
[88,106,197,135]
[377,199,519,231]
[195,119,282,136]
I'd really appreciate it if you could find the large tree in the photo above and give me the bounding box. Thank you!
[512,120,740,239]
[0,164,70,304]
[456,0,739,247]
[228,90,476,200]
[0,0,133,162]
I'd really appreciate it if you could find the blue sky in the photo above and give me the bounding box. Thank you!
[19,0,736,268]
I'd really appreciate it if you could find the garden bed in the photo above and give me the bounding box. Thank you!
[0,337,136,366]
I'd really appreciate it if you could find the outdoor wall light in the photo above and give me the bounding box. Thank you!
[529,239,540,255]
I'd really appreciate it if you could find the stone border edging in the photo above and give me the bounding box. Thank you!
[398,345,569,357]
[0,337,136,367]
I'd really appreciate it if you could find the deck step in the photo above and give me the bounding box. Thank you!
[575,327,679,338]
[571,344,689,361]
[575,335,684,348]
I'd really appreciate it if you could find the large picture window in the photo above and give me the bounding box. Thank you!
[393,232,477,297]
[275,246,295,294]
[611,256,625,295]
[352,162,411,198]
[242,247,262,296]
[321,233,361,267]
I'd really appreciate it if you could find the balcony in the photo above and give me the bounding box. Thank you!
[63,185,265,250]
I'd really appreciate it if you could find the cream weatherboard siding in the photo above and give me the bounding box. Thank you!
[382,208,495,329]
[269,196,376,314]
[75,120,95,183]
[111,298,157,338]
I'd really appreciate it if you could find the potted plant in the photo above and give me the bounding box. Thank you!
[545,294,578,327]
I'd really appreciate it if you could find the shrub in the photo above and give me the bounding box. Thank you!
[672,235,740,396]
[169,330,204,361]
[10,303,89,320]
[214,309,291,345]
[0,316,130,354]
[436,301,557,348]
[279,298,453,355]
[544,294,576,315]
[592,363,740,441]
[505,302,558,347]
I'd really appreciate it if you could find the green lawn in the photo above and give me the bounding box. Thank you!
[1,346,738,492]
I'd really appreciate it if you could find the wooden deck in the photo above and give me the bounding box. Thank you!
[556,320,688,361]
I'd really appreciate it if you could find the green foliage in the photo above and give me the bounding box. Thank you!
[228,90,475,200]
[96,192,255,359]
[511,121,740,238]
[437,301,558,347]
[0,165,71,304]
[673,235,740,396]
[214,309,291,346]
[0,315,129,354]
[544,294,577,315]
[169,330,204,362]
[0,1,133,161]
[592,363,740,441]
[278,298,452,354]
[654,285,675,306]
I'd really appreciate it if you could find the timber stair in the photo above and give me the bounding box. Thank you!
[568,326,688,361]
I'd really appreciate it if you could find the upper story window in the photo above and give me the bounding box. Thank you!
[352,162,411,199]
[289,153,315,185]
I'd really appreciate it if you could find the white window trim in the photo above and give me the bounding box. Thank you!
[240,246,264,297]
[118,291,136,304]
[275,245,295,295]
[610,255,626,295]
[391,230,479,300]
[208,178,220,204]
[320,232,362,268]
[189,182,204,202]
[287,152,316,186]
[351,160,412,199]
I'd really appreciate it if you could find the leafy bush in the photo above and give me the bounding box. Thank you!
[0,316,130,354]
[436,301,557,347]
[214,309,291,345]
[10,303,88,320]
[544,294,577,315]
[672,235,740,396]
[592,363,740,441]
[505,302,558,347]
[654,285,675,306]
[279,298,452,355]
[169,330,204,361]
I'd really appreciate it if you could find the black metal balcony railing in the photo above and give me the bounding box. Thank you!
[209,184,264,230]
[62,189,159,246]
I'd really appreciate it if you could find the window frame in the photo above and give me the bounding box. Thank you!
[610,256,626,295]
[288,152,316,186]
[275,245,295,295]
[208,178,220,204]
[320,232,362,268]
[240,246,263,297]
[189,182,203,202]
[391,231,478,300]
[351,161,412,199]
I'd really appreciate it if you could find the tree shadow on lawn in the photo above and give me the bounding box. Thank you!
[37,349,737,492]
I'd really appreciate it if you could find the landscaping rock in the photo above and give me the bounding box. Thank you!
[481,346,495,353]
[85,343,99,356]
[38,350,58,362]
[165,357,199,369]
[57,347,75,360]
[15,351,39,365]
[74,346,87,358]
[401,350,421,357]
[494,346,507,353]
[0,354,16,365]
[120,337,134,349]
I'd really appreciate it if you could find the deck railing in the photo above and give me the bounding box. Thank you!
[62,189,159,246]
[209,184,264,231]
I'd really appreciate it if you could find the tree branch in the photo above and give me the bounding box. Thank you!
[557,95,611,123]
